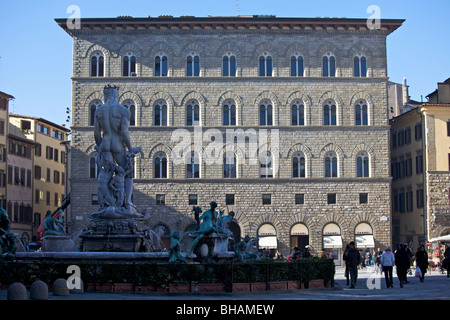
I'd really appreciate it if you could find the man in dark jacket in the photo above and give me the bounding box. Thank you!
[395,243,410,288]
[415,245,428,282]
[343,241,361,288]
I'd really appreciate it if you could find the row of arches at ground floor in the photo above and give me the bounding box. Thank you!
[146,217,379,266]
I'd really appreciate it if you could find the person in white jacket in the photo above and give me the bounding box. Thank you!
[380,247,395,288]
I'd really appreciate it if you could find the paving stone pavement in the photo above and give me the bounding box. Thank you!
[1,266,449,301]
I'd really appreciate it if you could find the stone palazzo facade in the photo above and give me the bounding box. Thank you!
[57,16,403,260]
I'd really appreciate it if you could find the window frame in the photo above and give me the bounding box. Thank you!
[259,52,273,77]
[222,52,237,77]
[90,51,104,77]
[186,52,200,77]
[290,54,304,77]
[322,53,336,77]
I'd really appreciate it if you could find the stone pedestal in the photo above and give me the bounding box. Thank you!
[42,235,76,252]
[79,234,144,252]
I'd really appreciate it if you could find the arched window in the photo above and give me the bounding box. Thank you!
[186,100,200,126]
[122,100,136,126]
[155,53,168,76]
[223,53,236,76]
[186,151,200,178]
[324,152,338,178]
[89,157,98,178]
[259,100,273,126]
[290,54,304,77]
[355,100,368,126]
[154,100,167,126]
[89,100,102,126]
[186,53,200,76]
[323,100,337,126]
[260,151,273,178]
[356,152,370,177]
[123,52,137,76]
[292,152,306,178]
[154,152,167,178]
[291,100,304,126]
[223,151,237,178]
[354,55,367,77]
[322,53,336,77]
[90,51,104,77]
[223,99,236,126]
[259,53,272,77]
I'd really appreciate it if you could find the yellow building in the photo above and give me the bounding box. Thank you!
[390,78,450,249]
[0,91,13,210]
[9,114,70,240]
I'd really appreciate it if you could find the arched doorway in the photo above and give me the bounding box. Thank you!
[258,223,277,256]
[355,222,374,250]
[323,223,342,265]
[290,223,309,255]
[228,220,241,249]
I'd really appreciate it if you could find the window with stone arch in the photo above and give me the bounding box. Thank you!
[186,151,200,178]
[291,100,305,126]
[323,100,337,126]
[154,52,168,77]
[259,52,273,77]
[355,100,368,126]
[290,53,304,77]
[89,157,98,178]
[122,52,137,77]
[222,99,236,126]
[356,151,370,177]
[353,54,367,77]
[89,100,102,126]
[322,52,336,77]
[122,99,136,126]
[324,151,338,178]
[260,151,273,178]
[90,51,104,77]
[259,99,273,126]
[186,100,200,126]
[154,100,167,126]
[222,52,236,77]
[223,151,237,178]
[292,152,306,178]
[186,52,200,77]
[154,151,167,179]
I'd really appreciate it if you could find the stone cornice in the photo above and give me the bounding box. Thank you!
[55,16,404,37]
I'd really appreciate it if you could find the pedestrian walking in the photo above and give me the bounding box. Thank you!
[395,243,410,288]
[343,244,350,285]
[343,241,360,288]
[380,247,395,288]
[415,245,428,282]
[443,245,450,278]
[374,248,383,274]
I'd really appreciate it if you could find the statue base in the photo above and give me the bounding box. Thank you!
[79,234,145,252]
[79,207,150,252]
[42,235,76,252]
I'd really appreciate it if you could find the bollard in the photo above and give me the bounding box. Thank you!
[7,282,27,300]
[30,280,48,300]
[52,278,70,296]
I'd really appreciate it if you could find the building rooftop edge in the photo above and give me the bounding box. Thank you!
[55,16,404,35]
[9,113,71,132]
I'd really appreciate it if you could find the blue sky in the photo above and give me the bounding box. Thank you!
[0,0,448,127]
